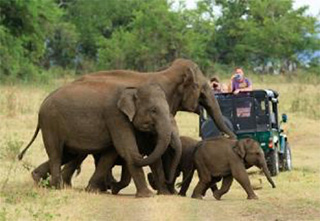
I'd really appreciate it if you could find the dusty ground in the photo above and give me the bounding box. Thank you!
[0,79,319,220]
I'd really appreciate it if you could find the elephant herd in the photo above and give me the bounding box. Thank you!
[18,59,275,200]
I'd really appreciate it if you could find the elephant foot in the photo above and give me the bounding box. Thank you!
[191,193,203,199]
[247,194,259,200]
[135,188,154,198]
[85,183,106,193]
[178,192,186,197]
[168,186,178,195]
[213,191,222,200]
[105,184,112,191]
[63,182,72,189]
[157,188,171,195]
[62,178,73,188]
[50,176,64,189]
[31,171,42,184]
[111,185,122,195]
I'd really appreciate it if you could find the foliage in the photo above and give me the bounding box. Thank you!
[0,0,61,80]
[214,0,320,70]
[0,0,319,80]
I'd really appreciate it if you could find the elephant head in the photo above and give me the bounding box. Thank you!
[117,84,182,182]
[165,59,236,139]
[234,138,276,188]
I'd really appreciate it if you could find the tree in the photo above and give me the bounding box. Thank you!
[213,0,320,71]
[0,0,61,79]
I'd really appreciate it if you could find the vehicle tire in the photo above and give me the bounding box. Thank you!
[282,142,292,171]
[267,149,279,176]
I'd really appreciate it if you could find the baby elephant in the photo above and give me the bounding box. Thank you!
[192,137,276,200]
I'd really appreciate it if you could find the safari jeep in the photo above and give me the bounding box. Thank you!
[199,89,292,176]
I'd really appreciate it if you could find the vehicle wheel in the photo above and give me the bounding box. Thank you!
[267,149,279,176]
[282,142,292,171]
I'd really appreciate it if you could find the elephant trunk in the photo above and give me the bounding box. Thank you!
[134,115,172,167]
[261,161,276,188]
[200,85,236,139]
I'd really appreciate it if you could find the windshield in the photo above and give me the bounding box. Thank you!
[236,100,252,118]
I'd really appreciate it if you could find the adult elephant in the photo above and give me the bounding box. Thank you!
[19,83,180,197]
[19,59,235,197]
[77,58,236,193]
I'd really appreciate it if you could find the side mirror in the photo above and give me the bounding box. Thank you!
[282,113,288,123]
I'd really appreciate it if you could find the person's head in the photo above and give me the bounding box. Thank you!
[210,76,220,89]
[234,67,244,81]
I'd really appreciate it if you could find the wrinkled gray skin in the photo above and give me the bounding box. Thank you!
[192,137,276,200]
[149,136,276,198]
[19,59,235,197]
[18,84,181,197]
[147,136,199,196]
[60,116,180,195]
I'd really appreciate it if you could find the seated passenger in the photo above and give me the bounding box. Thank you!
[230,68,252,94]
[210,76,227,93]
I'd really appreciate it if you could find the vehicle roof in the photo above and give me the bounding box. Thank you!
[215,89,279,99]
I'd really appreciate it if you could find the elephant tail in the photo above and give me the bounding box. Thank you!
[176,141,204,188]
[17,123,40,160]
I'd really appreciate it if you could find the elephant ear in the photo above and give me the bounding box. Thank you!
[183,67,196,86]
[117,87,137,122]
[234,139,246,159]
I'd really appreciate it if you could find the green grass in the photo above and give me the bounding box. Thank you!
[0,75,320,220]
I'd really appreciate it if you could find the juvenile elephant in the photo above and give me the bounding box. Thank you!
[192,137,276,200]
[147,136,199,196]
[19,59,235,197]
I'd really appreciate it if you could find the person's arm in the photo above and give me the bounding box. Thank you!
[230,80,235,92]
[240,85,252,92]
[240,78,252,91]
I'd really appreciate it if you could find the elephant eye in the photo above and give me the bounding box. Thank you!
[150,107,157,114]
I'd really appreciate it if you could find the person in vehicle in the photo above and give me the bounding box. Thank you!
[229,68,252,94]
[210,76,227,93]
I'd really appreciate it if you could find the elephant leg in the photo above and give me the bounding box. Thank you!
[86,150,118,193]
[147,173,157,190]
[162,153,178,195]
[202,182,212,197]
[150,159,170,195]
[62,154,87,187]
[191,168,211,199]
[93,153,101,167]
[32,161,50,184]
[192,180,210,199]
[92,153,115,190]
[104,169,115,190]
[213,175,233,200]
[167,181,177,195]
[32,150,78,189]
[110,122,153,198]
[112,164,132,194]
[123,163,153,197]
[41,127,65,189]
[231,164,258,200]
[210,183,218,194]
[179,169,194,197]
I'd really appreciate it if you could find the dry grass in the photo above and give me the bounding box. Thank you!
[0,78,319,221]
